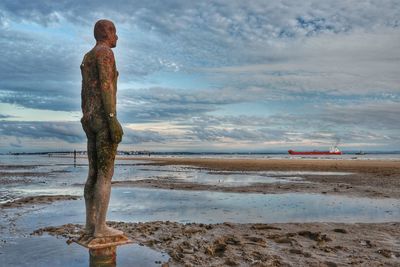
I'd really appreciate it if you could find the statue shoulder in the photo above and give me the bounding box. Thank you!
[95,45,114,60]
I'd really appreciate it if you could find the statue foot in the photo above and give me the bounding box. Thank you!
[94,225,123,238]
[84,226,94,236]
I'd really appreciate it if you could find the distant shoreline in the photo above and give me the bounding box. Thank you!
[2,150,400,156]
[110,156,400,199]
[121,156,400,173]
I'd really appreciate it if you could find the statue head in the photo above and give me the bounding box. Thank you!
[94,19,118,48]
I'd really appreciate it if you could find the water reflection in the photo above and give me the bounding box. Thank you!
[0,235,168,267]
[3,188,398,233]
[89,246,116,267]
[0,154,355,204]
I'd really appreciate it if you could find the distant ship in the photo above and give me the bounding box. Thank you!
[288,146,342,155]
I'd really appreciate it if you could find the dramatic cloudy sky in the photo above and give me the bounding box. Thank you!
[0,0,399,152]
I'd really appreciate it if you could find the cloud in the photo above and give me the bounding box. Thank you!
[0,121,169,148]
[0,26,83,111]
[0,90,79,112]
[190,126,286,143]
[1,1,399,96]
[122,127,167,143]
[118,87,239,123]
[117,84,306,123]
[2,1,399,36]
[1,1,399,151]
[1,97,399,151]
[2,1,400,70]
[0,114,14,119]
[202,28,400,95]
[176,99,400,146]
[0,121,84,143]
[316,101,400,130]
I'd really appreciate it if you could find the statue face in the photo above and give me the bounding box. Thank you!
[110,27,118,48]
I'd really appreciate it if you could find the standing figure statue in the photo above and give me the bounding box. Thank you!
[80,19,124,238]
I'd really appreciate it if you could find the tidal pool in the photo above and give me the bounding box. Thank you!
[3,187,399,236]
[1,187,400,266]
[0,235,168,267]
[1,158,351,203]
[111,188,400,223]
[1,155,398,266]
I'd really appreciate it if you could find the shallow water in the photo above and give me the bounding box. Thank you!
[0,235,168,267]
[2,188,399,237]
[124,153,400,160]
[1,155,399,227]
[1,155,400,266]
[0,186,399,266]
[0,155,354,203]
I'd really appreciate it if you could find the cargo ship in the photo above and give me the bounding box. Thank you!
[288,146,342,155]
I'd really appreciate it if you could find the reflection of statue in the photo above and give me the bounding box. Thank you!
[80,19,124,238]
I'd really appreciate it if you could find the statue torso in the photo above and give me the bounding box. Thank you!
[81,45,118,125]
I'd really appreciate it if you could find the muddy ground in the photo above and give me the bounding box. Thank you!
[3,157,400,266]
[0,195,81,208]
[112,158,400,199]
[34,221,400,267]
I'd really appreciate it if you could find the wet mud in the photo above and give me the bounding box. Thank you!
[114,158,400,199]
[34,221,400,267]
[1,195,81,208]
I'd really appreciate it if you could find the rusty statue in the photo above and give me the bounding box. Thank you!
[80,19,124,239]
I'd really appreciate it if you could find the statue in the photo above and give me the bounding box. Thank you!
[80,19,124,239]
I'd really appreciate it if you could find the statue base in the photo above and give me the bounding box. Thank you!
[75,234,132,249]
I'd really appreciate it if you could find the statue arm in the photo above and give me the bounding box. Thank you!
[97,48,123,143]
[97,48,116,117]
[80,55,87,116]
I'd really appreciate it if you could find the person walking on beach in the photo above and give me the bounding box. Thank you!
[80,19,124,238]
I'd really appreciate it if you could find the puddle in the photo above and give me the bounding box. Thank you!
[0,164,330,203]
[0,185,84,204]
[3,187,399,237]
[112,165,317,187]
[112,166,351,187]
[1,185,399,266]
[1,155,355,203]
[260,171,352,176]
[0,235,168,267]
[109,188,400,224]
[1,155,398,266]
[179,172,307,186]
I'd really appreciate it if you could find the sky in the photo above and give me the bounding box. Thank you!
[0,0,399,153]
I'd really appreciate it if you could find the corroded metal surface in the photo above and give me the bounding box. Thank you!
[80,19,124,238]
[75,234,132,249]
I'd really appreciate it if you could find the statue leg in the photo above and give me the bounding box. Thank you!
[93,128,122,237]
[84,136,97,235]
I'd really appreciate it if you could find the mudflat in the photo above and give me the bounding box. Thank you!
[115,157,400,199]
[123,157,400,174]
[0,195,80,208]
[35,221,400,267]
[3,156,400,266]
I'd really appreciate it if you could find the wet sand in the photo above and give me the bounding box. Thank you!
[34,221,400,267]
[0,195,81,208]
[114,157,400,199]
[123,157,400,175]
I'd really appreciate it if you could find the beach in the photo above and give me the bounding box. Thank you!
[35,221,400,267]
[114,157,400,199]
[1,155,400,266]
